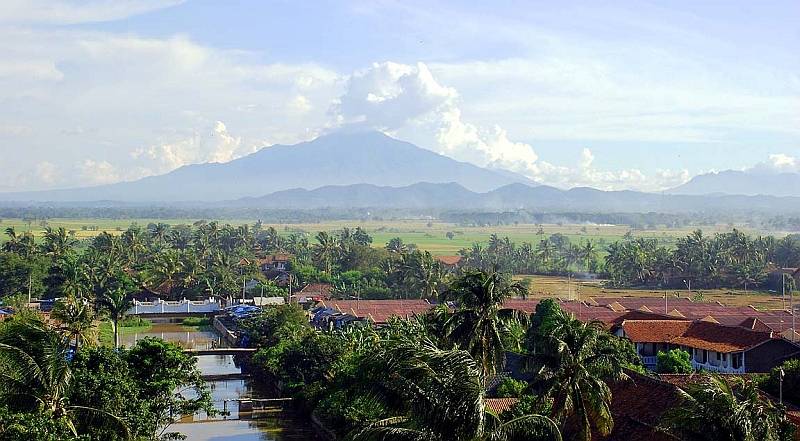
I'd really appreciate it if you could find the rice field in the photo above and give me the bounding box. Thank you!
[0,218,776,256]
[518,275,789,310]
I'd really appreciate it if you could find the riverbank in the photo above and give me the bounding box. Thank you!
[97,317,152,346]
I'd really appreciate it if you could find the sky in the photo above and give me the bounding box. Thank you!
[0,0,798,192]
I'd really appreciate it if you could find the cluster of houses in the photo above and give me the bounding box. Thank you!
[304,295,800,375]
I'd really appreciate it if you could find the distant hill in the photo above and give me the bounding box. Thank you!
[222,182,800,214]
[0,131,534,202]
[668,170,800,197]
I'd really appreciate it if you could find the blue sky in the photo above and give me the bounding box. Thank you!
[0,0,797,191]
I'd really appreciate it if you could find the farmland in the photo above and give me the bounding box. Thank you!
[0,217,780,256]
[519,275,788,310]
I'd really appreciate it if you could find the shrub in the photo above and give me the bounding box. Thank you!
[656,349,693,374]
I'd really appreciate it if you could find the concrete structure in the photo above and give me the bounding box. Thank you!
[127,298,220,315]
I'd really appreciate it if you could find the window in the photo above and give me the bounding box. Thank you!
[732,353,742,369]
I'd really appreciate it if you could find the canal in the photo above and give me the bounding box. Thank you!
[124,320,321,441]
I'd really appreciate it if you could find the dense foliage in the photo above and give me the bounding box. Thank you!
[0,311,213,440]
[656,349,694,374]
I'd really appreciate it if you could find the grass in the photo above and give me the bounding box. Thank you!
[0,218,786,256]
[97,317,152,347]
[180,317,211,329]
[517,275,788,310]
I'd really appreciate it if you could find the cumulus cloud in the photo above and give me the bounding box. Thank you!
[78,160,119,185]
[131,120,257,175]
[749,153,800,174]
[331,61,689,191]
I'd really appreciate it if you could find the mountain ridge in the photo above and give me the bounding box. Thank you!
[668,169,800,197]
[0,131,535,202]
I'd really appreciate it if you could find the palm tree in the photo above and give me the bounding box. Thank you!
[441,269,527,379]
[100,288,132,348]
[523,309,633,441]
[350,336,560,441]
[51,295,96,351]
[314,231,337,275]
[661,375,792,441]
[0,321,129,438]
[581,240,597,271]
[41,227,76,258]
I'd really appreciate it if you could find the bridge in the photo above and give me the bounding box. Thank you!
[201,372,252,381]
[184,347,257,356]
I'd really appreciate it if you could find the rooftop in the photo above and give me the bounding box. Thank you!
[620,319,775,353]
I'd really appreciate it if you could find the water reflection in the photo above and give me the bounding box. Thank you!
[140,321,320,441]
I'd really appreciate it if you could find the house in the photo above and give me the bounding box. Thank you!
[298,283,332,299]
[435,255,462,269]
[615,318,800,373]
[314,299,433,326]
[256,253,292,272]
[595,370,682,441]
[251,253,293,286]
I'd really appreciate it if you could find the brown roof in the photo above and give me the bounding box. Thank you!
[319,299,433,324]
[435,255,462,266]
[621,319,774,353]
[596,370,681,441]
[484,398,518,415]
[257,253,293,265]
[299,283,332,297]
[592,296,795,333]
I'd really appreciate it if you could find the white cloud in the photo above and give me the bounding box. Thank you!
[331,61,689,191]
[750,153,800,174]
[78,160,119,185]
[35,161,58,185]
[0,27,340,190]
[131,120,256,175]
[0,0,185,25]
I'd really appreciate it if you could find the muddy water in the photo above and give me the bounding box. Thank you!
[136,320,320,441]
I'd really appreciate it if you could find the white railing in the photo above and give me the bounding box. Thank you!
[128,298,220,314]
[691,360,745,374]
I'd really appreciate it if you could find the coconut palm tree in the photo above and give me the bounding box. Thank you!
[100,288,132,348]
[0,320,129,438]
[523,309,634,441]
[661,375,792,441]
[51,295,96,351]
[581,240,597,271]
[350,336,560,441]
[41,227,76,258]
[441,269,527,379]
[314,231,337,275]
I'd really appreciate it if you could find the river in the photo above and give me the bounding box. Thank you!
[124,320,321,441]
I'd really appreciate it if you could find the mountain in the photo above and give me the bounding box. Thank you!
[220,181,800,214]
[668,170,800,197]
[0,131,535,202]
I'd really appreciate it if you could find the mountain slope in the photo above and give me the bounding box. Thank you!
[219,182,800,214]
[668,170,800,197]
[0,131,534,202]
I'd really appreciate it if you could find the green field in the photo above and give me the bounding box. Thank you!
[0,218,780,256]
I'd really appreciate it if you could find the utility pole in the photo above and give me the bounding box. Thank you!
[780,368,785,404]
[783,274,787,311]
[27,274,32,305]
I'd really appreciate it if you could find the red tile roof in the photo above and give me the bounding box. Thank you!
[484,398,518,415]
[319,299,433,324]
[299,283,332,297]
[620,319,774,353]
[435,255,462,266]
[596,370,682,441]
